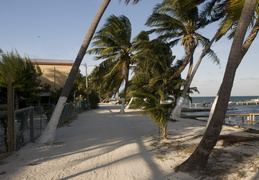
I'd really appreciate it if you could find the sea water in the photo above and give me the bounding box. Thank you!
[182,96,259,130]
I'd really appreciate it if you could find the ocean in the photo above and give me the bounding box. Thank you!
[182,96,259,130]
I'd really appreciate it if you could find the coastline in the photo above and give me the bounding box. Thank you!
[182,96,259,131]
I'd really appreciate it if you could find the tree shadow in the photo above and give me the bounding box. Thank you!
[188,131,259,179]
[0,105,179,179]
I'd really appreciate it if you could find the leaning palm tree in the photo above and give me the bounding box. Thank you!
[131,31,185,101]
[170,0,259,120]
[174,0,259,125]
[146,0,214,80]
[87,15,135,114]
[176,0,258,171]
[172,0,259,118]
[88,61,117,101]
[146,0,219,118]
[38,0,141,144]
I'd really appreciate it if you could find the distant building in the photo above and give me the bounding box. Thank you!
[32,59,74,91]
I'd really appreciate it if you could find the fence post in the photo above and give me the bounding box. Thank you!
[7,72,14,153]
[30,107,34,142]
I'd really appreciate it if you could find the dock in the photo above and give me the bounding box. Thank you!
[190,100,259,107]
[181,113,259,122]
[228,101,259,106]
[228,113,259,121]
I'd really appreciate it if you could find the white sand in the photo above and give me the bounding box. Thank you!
[0,104,259,180]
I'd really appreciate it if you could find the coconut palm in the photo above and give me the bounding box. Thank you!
[88,61,116,101]
[168,0,259,118]
[131,31,186,100]
[172,0,259,118]
[127,32,200,135]
[146,0,220,118]
[176,0,258,171]
[146,0,215,80]
[87,15,135,114]
[39,0,141,144]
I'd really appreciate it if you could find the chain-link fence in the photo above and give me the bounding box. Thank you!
[0,101,87,157]
[0,111,8,154]
[14,106,47,150]
[59,101,87,126]
[0,106,47,154]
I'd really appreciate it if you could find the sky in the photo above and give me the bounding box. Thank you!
[1,0,259,97]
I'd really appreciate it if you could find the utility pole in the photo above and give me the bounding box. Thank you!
[7,72,14,153]
[84,63,90,109]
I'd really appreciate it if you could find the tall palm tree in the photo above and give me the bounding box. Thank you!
[38,0,141,144]
[128,32,199,136]
[146,0,219,118]
[131,31,187,101]
[176,0,258,171]
[88,61,117,101]
[87,15,135,114]
[171,0,259,119]
[146,0,214,80]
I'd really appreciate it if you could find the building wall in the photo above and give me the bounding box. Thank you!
[33,59,74,91]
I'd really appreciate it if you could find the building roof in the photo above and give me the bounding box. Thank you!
[32,59,74,66]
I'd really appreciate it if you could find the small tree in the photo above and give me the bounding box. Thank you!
[0,50,42,108]
[131,91,173,139]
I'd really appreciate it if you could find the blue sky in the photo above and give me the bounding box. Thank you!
[1,0,259,96]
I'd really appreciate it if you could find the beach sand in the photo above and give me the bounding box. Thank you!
[0,104,258,180]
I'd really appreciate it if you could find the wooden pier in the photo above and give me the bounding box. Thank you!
[181,113,259,121]
[228,101,259,106]
[184,99,259,121]
[190,100,259,107]
[226,113,259,123]
[190,102,212,107]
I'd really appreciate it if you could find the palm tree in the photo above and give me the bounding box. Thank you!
[172,0,259,119]
[131,91,173,139]
[87,15,135,114]
[38,0,141,144]
[146,0,219,118]
[88,62,116,101]
[133,32,179,90]
[127,33,199,138]
[176,0,258,171]
[146,0,214,80]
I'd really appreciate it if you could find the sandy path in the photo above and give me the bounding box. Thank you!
[2,104,257,179]
[0,104,190,180]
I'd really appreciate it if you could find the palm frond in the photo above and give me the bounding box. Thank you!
[124,0,140,5]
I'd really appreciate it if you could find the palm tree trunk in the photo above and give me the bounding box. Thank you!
[176,0,257,171]
[206,19,259,127]
[120,60,130,114]
[240,19,259,63]
[125,96,135,109]
[171,34,217,119]
[170,53,192,81]
[162,124,167,139]
[38,0,111,144]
